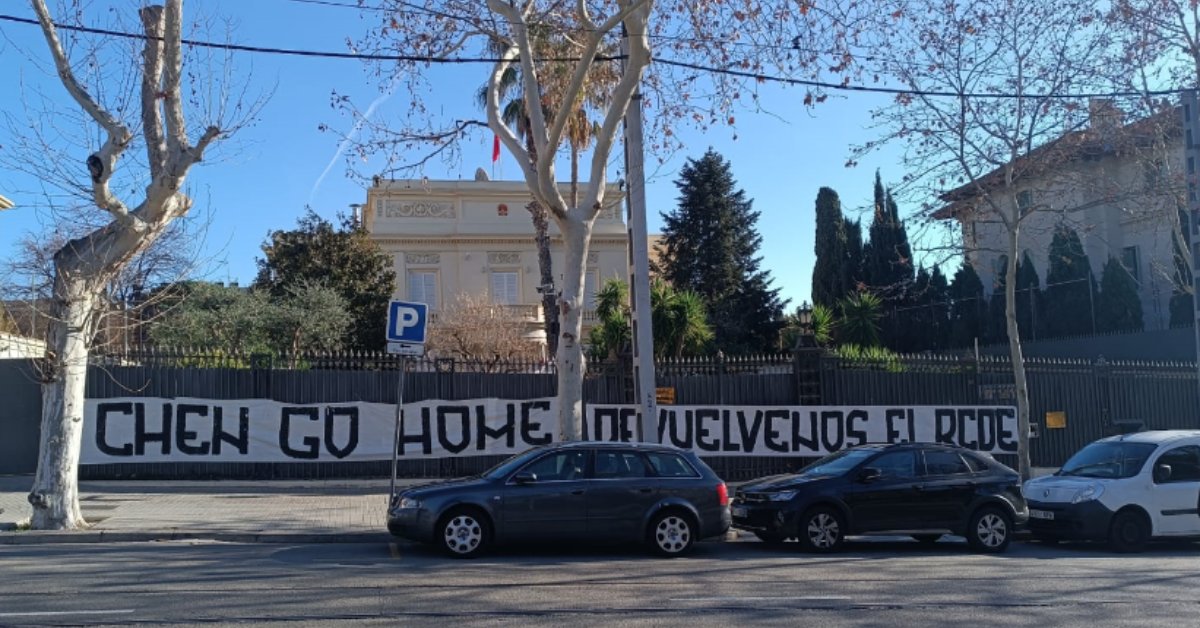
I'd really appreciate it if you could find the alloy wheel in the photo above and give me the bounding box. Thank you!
[443,515,483,555]
[655,515,692,554]
[806,512,841,549]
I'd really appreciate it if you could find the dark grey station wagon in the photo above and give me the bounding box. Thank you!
[388,442,732,557]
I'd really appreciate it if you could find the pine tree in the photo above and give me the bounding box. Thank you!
[1043,224,1097,338]
[1096,258,1145,333]
[658,149,786,353]
[812,187,851,308]
[949,261,986,348]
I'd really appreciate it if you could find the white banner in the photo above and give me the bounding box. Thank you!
[82,397,1018,464]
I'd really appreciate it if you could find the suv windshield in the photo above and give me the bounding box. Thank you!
[1058,441,1157,479]
[801,448,879,476]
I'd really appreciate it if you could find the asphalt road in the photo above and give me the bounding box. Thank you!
[1,536,1198,627]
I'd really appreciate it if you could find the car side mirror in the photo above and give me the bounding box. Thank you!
[513,472,538,485]
[858,467,882,483]
[1153,463,1172,483]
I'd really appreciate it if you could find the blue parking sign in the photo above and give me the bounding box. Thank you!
[386,300,428,344]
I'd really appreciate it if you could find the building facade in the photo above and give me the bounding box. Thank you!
[941,102,1189,331]
[364,178,629,349]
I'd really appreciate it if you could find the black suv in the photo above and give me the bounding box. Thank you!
[732,443,1028,553]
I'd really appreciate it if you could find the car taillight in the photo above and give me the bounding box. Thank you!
[717,482,729,506]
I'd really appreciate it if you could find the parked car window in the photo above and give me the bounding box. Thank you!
[594,451,650,479]
[520,451,588,482]
[1058,441,1157,479]
[924,450,971,476]
[644,452,700,478]
[1154,446,1200,483]
[963,453,990,473]
[866,451,917,479]
[802,448,878,476]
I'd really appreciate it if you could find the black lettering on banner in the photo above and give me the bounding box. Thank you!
[885,409,906,443]
[480,404,515,450]
[437,406,472,454]
[956,408,978,449]
[845,409,868,447]
[996,407,1019,452]
[737,410,765,454]
[976,408,997,451]
[934,409,957,445]
[135,401,170,456]
[213,407,250,455]
[793,411,819,453]
[763,409,789,453]
[660,409,693,448]
[619,408,636,442]
[521,401,553,445]
[280,407,321,460]
[400,409,433,456]
[324,406,359,459]
[695,409,720,452]
[720,410,740,452]
[820,410,845,452]
[590,407,621,442]
[175,403,211,456]
[95,402,134,456]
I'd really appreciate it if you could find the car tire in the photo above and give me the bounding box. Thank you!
[436,507,491,559]
[1108,510,1150,553]
[755,531,789,544]
[797,506,845,553]
[967,507,1012,553]
[647,510,697,557]
[911,534,942,544]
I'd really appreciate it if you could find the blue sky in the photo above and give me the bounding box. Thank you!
[0,0,914,309]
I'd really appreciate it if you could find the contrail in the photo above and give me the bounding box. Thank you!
[309,78,398,204]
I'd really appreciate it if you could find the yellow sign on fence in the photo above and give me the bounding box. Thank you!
[655,387,676,405]
[1046,411,1067,429]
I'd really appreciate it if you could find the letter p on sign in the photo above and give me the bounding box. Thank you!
[386,300,428,344]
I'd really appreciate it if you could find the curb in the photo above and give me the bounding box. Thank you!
[0,530,390,546]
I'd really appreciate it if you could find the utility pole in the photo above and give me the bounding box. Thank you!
[1182,90,1200,401]
[621,25,658,443]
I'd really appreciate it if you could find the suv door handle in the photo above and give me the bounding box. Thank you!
[637,488,653,494]
[571,489,585,496]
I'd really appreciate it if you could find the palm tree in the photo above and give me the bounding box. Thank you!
[838,292,883,348]
[650,278,712,358]
[588,278,630,360]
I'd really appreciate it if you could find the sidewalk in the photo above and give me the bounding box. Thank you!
[0,475,420,545]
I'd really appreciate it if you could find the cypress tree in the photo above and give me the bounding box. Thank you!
[658,149,786,353]
[1170,209,1195,327]
[1096,258,1145,333]
[844,217,865,293]
[987,255,1010,344]
[1044,224,1097,338]
[812,187,850,308]
[949,261,986,348]
[1014,252,1043,340]
[927,265,950,351]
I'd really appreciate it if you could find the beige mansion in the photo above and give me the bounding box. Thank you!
[364,177,630,348]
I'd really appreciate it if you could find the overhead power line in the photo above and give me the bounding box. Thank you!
[0,12,1190,101]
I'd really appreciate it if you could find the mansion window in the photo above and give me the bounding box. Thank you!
[491,271,520,305]
[1120,246,1140,282]
[407,270,438,310]
[1016,190,1034,215]
[584,270,599,309]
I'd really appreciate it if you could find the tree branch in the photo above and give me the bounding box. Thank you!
[139,5,167,179]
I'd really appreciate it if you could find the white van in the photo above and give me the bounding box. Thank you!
[1023,430,1200,552]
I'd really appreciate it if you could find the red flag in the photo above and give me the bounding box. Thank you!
[492,135,501,162]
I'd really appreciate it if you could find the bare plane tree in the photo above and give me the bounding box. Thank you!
[21,0,252,529]
[856,0,1115,479]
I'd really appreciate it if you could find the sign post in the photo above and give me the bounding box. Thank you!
[385,300,428,505]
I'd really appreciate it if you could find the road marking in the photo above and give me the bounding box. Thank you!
[389,542,401,559]
[0,610,135,618]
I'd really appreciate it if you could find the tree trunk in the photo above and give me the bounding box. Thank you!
[28,275,97,530]
[556,218,591,441]
[1004,227,1032,481]
[524,129,558,360]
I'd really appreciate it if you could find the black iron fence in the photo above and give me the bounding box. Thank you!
[5,348,1195,480]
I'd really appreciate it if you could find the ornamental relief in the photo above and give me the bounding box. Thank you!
[487,252,521,265]
[375,198,455,219]
[587,252,598,264]
[404,253,440,265]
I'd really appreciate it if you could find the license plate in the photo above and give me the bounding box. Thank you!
[731,505,748,518]
[1029,509,1055,520]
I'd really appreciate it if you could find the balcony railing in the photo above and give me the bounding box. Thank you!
[428,305,599,326]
